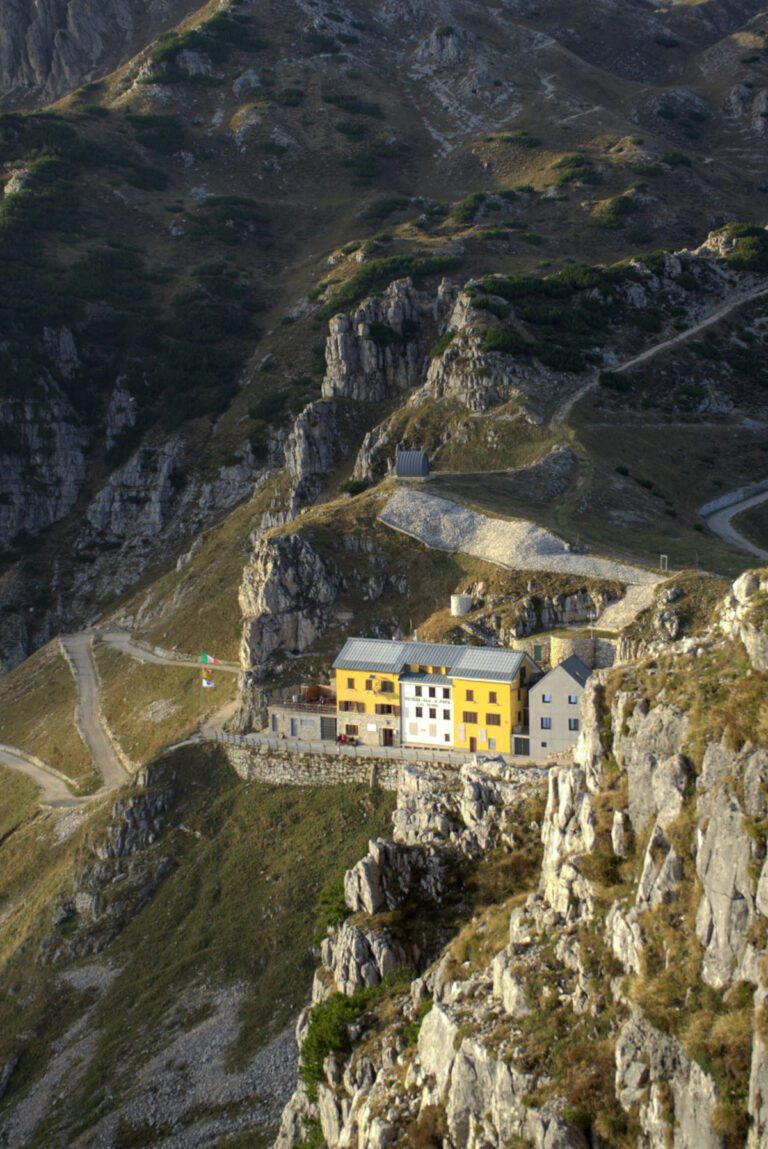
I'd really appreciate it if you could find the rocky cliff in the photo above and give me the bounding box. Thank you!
[0,0,201,109]
[273,571,768,1149]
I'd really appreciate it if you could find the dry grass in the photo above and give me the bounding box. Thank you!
[0,642,96,788]
[94,644,237,766]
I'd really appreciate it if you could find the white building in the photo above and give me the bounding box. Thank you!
[527,655,591,756]
[400,672,453,747]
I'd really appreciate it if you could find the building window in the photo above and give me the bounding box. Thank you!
[541,741,547,748]
[428,686,436,699]
[271,714,278,732]
[375,704,395,715]
[444,733,451,743]
[463,711,478,724]
[365,678,373,691]
[569,718,580,732]
[488,738,496,751]
[380,680,394,694]
[429,708,437,719]
[540,717,552,730]
[466,689,475,702]
[419,665,428,673]
[443,709,450,720]
[443,687,450,699]
[542,693,552,703]
[568,694,578,705]
[347,677,354,689]
[489,691,497,704]
[415,706,423,718]
[486,713,501,726]
[415,686,422,698]
[345,724,359,736]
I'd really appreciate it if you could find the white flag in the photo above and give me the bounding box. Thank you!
[202,678,216,688]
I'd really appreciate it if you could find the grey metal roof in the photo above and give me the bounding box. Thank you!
[395,450,430,478]
[400,672,452,685]
[452,647,525,682]
[334,637,533,683]
[333,638,407,673]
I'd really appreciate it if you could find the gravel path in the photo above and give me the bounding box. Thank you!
[380,488,660,585]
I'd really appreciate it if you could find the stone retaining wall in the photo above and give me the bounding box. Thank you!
[224,745,409,790]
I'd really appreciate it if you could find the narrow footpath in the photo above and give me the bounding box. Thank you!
[552,284,768,428]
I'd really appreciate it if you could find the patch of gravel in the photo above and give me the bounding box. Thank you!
[52,807,89,844]
[380,488,660,586]
[72,985,297,1149]
[59,961,121,994]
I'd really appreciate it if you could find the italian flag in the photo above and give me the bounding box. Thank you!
[200,651,220,665]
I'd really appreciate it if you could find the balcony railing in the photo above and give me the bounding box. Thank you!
[271,699,337,714]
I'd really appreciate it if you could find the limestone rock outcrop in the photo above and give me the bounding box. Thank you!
[719,568,768,670]
[0,0,200,109]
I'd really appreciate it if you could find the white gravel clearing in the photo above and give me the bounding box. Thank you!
[380,489,660,586]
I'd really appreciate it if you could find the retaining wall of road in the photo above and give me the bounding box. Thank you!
[699,478,768,518]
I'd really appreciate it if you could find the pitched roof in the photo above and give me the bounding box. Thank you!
[539,654,591,688]
[333,637,536,683]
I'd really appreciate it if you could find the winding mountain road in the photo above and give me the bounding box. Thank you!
[0,745,84,808]
[98,630,240,673]
[1,629,239,809]
[60,633,129,792]
[552,283,768,428]
[704,489,768,562]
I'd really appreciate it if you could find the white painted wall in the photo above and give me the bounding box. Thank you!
[400,681,453,746]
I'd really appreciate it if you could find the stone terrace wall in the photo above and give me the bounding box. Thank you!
[224,745,404,790]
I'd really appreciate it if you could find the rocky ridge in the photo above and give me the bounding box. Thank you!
[273,570,768,1149]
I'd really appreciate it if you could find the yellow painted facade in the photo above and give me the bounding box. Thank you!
[451,675,528,754]
[334,669,400,735]
[334,663,529,752]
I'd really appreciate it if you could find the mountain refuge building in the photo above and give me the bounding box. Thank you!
[333,638,539,754]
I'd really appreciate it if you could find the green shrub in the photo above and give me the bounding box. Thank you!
[323,92,383,117]
[480,327,527,355]
[126,113,188,155]
[659,151,691,167]
[361,195,413,223]
[403,998,432,1046]
[599,370,630,392]
[314,873,350,938]
[320,253,462,317]
[429,330,455,358]
[452,192,487,224]
[340,479,371,497]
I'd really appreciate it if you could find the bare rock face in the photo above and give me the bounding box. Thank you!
[0,0,199,109]
[615,1014,722,1149]
[719,569,768,671]
[0,382,90,548]
[321,277,454,403]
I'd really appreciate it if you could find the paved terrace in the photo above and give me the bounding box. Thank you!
[212,730,553,768]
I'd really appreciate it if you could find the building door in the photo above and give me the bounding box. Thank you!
[469,736,477,752]
[290,718,298,737]
[320,716,337,741]
[382,728,394,747]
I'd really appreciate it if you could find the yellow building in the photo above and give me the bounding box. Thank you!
[332,639,538,754]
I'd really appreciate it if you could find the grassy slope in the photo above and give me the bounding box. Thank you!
[732,499,768,551]
[28,745,396,1144]
[0,642,96,788]
[94,643,237,765]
